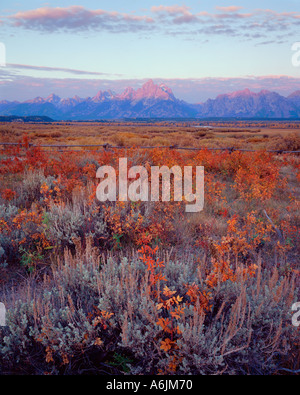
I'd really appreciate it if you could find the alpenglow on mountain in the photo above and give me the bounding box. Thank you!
[1,80,300,120]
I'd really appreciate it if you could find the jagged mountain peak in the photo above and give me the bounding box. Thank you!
[288,90,300,98]
[24,96,45,104]
[134,80,175,101]
[46,94,61,104]
[229,88,253,98]
[92,89,115,103]
[118,86,135,100]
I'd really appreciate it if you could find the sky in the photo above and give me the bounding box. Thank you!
[1,0,300,102]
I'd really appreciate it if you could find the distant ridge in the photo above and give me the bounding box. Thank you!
[1,80,300,120]
[0,115,54,123]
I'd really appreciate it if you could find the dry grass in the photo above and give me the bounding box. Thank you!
[1,121,300,151]
[0,121,299,375]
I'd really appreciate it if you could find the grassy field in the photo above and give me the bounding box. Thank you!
[1,120,300,151]
[0,121,299,375]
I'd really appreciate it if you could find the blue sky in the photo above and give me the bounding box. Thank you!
[1,1,300,102]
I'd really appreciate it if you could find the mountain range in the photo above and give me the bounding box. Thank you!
[1,80,300,120]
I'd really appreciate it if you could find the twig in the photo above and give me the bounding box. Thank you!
[263,210,284,242]
[277,368,300,374]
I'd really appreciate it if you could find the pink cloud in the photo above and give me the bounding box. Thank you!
[4,5,300,42]
[151,5,191,15]
[151,5,199,24]
[10,6,153,32]
[215,6,244,13]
